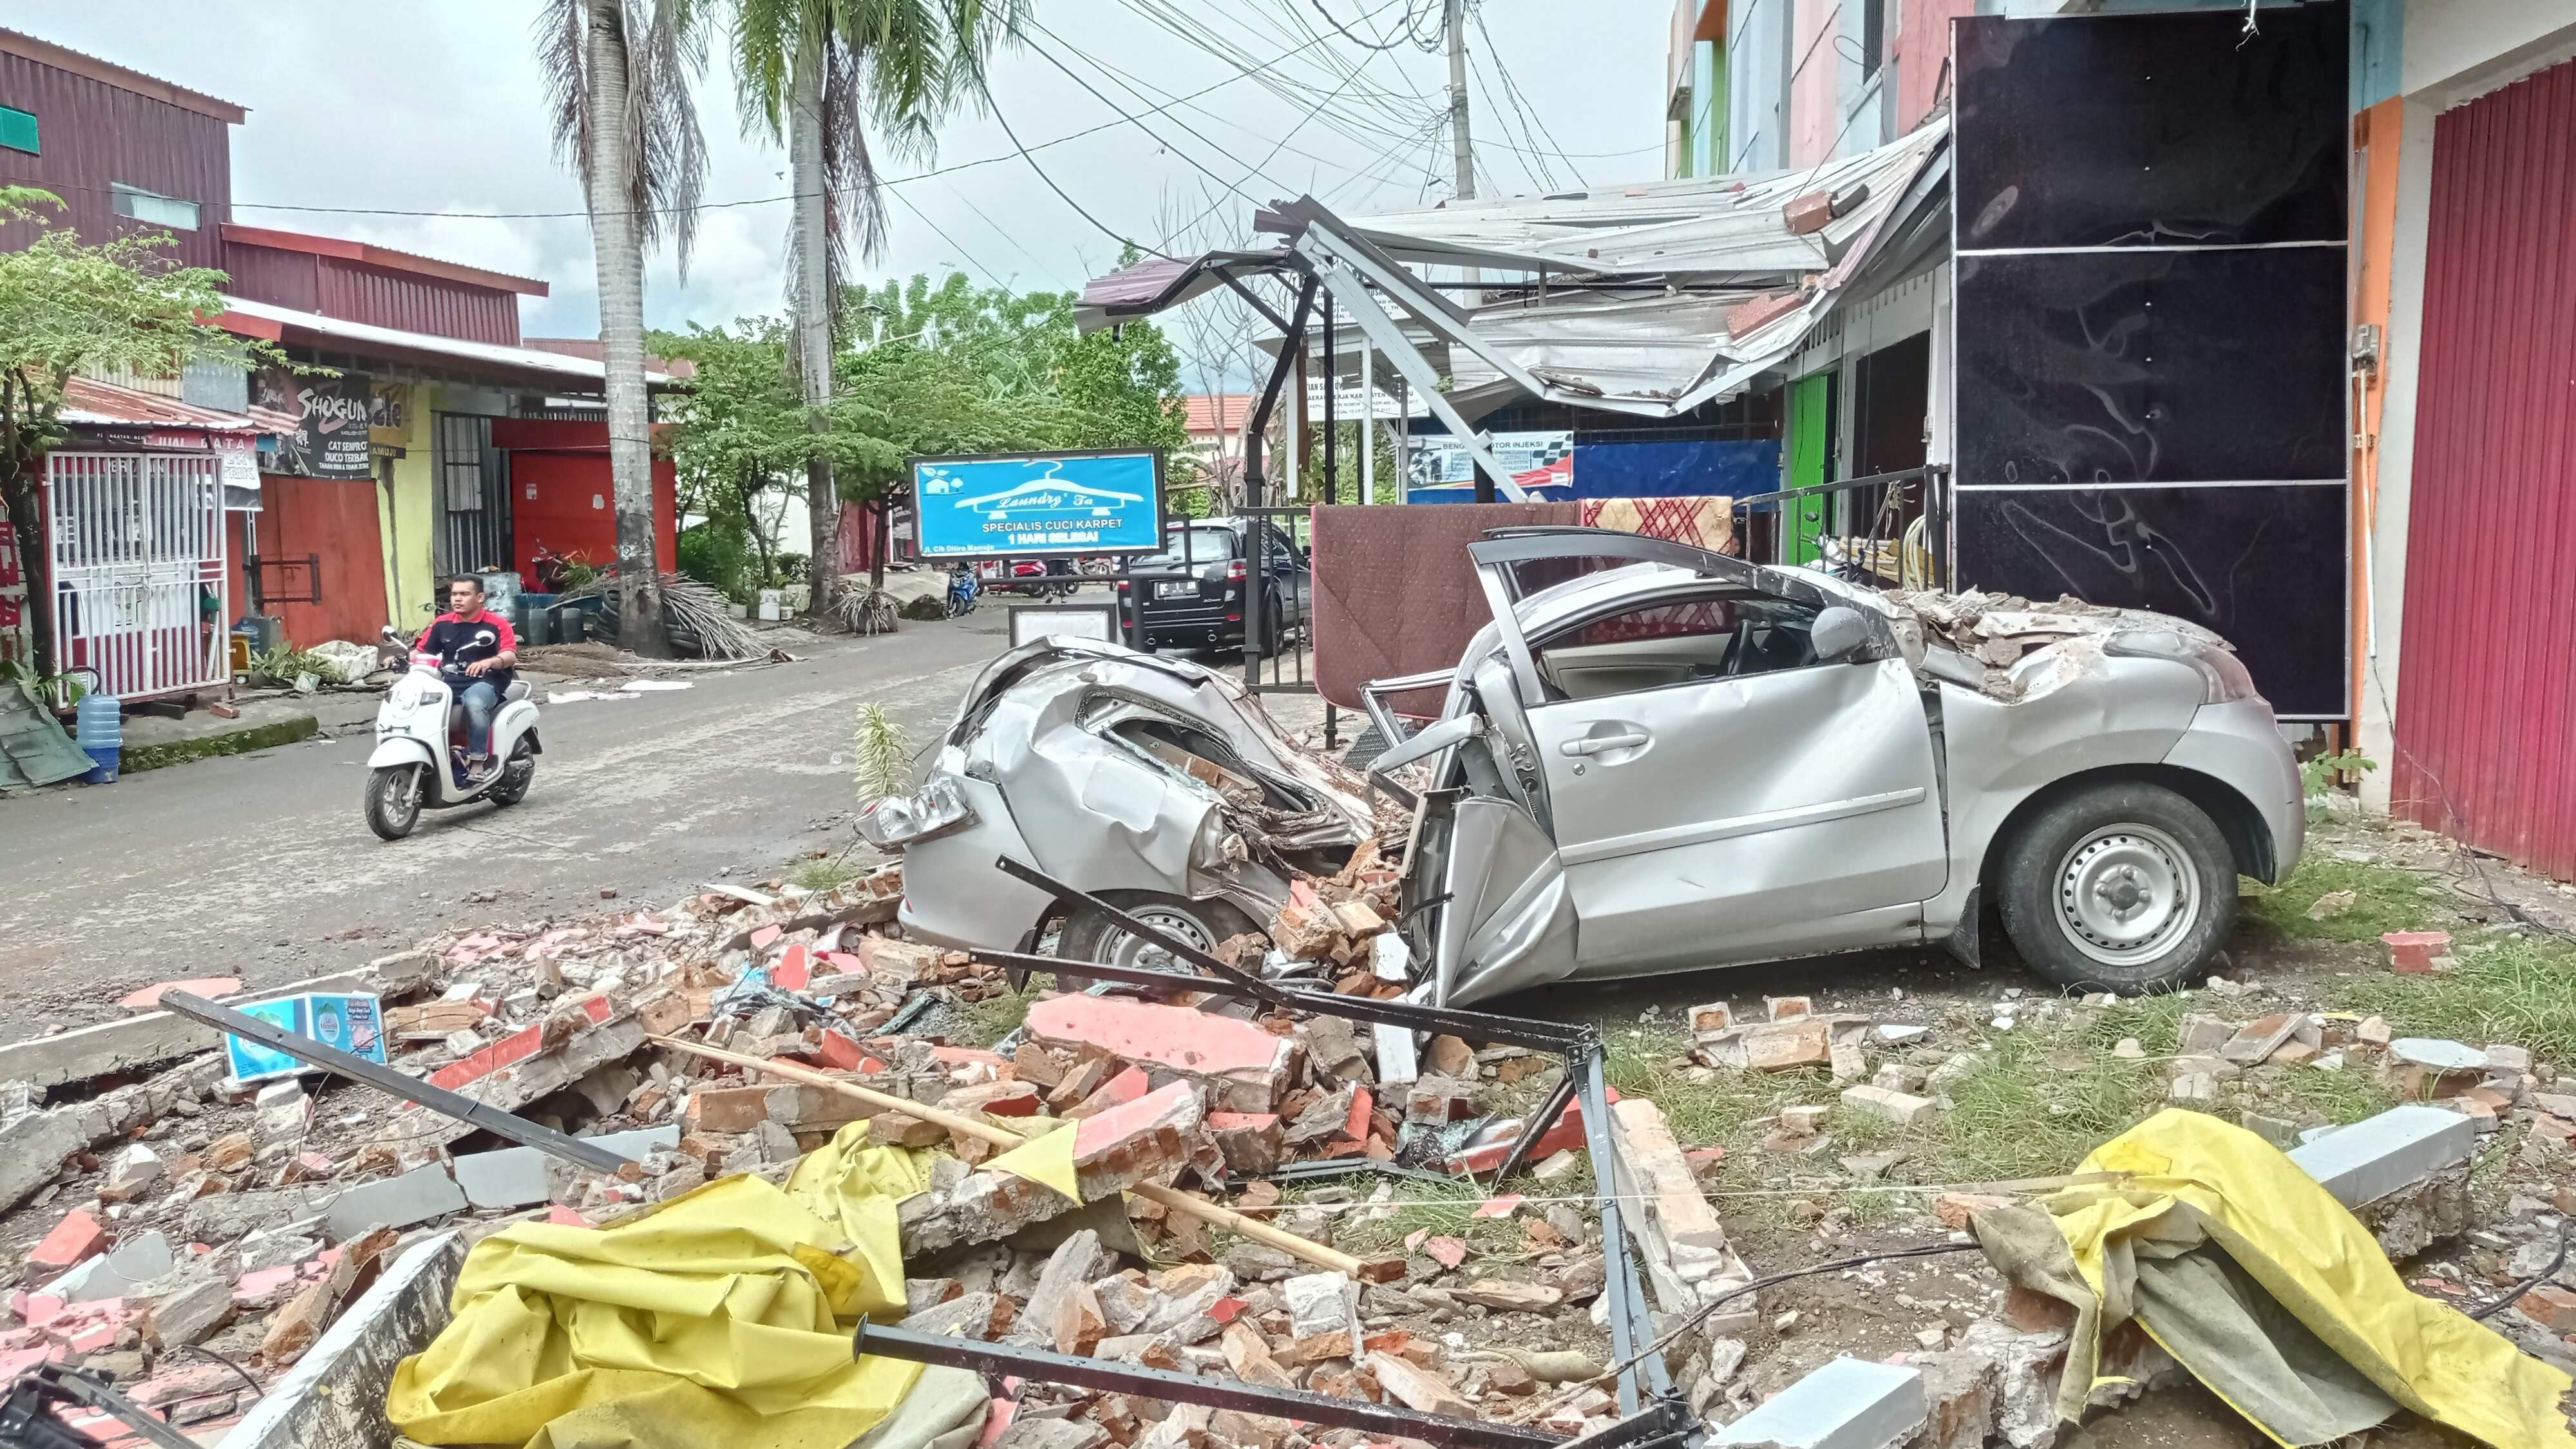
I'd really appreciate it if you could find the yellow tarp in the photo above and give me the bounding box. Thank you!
[390,1146,929,1449]
[2048,1109,2574,1449]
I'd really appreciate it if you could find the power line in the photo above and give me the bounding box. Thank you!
[1302,0,1438,52]
[1471,6,1587,187]
[884,187,1010,288]
[972,73,1176,261]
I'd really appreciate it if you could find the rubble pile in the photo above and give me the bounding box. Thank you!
[1881,589,2233,699]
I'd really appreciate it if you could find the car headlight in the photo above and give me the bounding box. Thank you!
[857,774,976,848]
[2105,629,2262,705]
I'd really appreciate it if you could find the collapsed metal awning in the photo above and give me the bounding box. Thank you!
[1077,118,1951,502]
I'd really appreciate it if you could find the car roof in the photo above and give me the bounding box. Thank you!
[1468,527,1853,635]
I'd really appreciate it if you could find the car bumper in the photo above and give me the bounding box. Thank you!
[2164,698,2304,884]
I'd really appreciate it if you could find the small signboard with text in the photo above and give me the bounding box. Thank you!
[912,449,1164,559]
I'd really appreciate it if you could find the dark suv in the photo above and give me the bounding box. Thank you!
[1117,518,1310,656]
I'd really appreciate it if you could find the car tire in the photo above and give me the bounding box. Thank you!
[1056,894,1257,991]
[1996,779,2237,994]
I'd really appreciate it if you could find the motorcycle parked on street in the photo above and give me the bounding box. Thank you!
[944,564,980,618]
[363,625,542,840]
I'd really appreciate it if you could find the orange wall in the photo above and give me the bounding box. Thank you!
[246,472,390,647]
[1894,0,1974,133]
[2349,97,2403,723]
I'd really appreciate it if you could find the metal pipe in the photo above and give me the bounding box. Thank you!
[852,1323,1564,1449]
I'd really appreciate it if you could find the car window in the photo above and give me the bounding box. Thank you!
[1142,527,1238,566]
[1531,588,1822,701]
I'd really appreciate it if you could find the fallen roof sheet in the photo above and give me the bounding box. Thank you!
[1336,116,1949,281]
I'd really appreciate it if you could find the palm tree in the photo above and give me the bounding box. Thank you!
[721,0,1020,616]
[538,0,710,656]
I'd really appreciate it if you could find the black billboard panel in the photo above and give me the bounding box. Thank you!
[1955,247,2347,488]
[1954,6,2347,250]
[1953,484,2347,718]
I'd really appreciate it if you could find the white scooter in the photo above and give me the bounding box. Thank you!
[363,625,542,840]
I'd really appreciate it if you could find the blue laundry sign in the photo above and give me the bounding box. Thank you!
[913,450,1164,558]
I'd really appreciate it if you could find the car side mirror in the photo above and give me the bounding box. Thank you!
[1810,605,1871,663]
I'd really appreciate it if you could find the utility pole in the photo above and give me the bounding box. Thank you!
[1445,0,1495,500]
[1444,0,1474,204]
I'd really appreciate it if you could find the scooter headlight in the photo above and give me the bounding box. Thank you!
[857,774,976,848]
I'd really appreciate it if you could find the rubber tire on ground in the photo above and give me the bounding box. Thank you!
[1996,779,2237,993]
[1055,893,1257,992]
[487,741,537,806]
[365,763,425,840]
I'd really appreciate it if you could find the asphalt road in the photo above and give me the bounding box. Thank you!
[0,607,1021,1041]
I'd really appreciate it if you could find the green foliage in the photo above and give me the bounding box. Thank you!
[851,701,913,803]
[249,645,333,688]
[2303,747,2379,796]
[0,656,84,706]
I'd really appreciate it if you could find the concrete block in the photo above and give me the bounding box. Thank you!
[453,1125,676,1210]
[2380,931,2452,972]
[1372,1023,1418,1087]
[1840,1084,1942,1125]
[223,1233,465,1449]
[48,1229,173,1303]
[1609,1097,1748,1309]
[1716,1355,1926,1449]
[324,1164,469,1240]
[0,1110,85,1215]
[2287,1103,2475,1208]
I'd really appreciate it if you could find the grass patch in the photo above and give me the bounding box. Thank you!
[2082,991,2192,1056]
[2265,1060,2400,1126]
[1931,1030,2156,1181]
[2244,853,2458,943]
[2334,936,2576,1064]
[787,853,867,893]
[955,977,1041,1046]
[1323,1177,1533,1258]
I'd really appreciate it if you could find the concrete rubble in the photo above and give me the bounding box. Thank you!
[6,824,2574,1449]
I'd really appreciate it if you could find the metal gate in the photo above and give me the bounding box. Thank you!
[2391,55,2576,878]
[46,451,230,701]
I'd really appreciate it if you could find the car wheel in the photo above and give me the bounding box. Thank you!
[1996,780,2237,993]
[1056,894,1256,990]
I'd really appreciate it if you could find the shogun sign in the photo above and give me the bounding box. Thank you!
[912,449,1164,559]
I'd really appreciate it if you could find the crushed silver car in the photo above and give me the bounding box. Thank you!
[869,528,2302,1003]
[1370,529,2300,1002]
[859,638,1376,969]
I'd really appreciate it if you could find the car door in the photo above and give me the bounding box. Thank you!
[1482,561,1950,974]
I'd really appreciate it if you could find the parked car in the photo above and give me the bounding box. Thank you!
[1117,518,1311,657]
[865,528,2303,1002]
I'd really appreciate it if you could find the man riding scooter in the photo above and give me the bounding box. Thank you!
[415,576,518,787]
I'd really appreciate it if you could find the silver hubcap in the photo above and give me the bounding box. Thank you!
[1099,907,1215,972]
[2055,822,2198,967]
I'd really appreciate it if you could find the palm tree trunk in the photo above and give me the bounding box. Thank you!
[788,28,840,622]
[583,0,670,657]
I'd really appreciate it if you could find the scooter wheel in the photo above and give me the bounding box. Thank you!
[487,742,537,807]
[365,763,425,840]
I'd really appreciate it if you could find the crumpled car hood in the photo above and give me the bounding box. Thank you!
[946,639,1374,900]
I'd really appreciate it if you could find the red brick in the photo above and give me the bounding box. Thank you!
[117,978,241,1010]
[1783,191,1833,234]
[27,1211,105,1271]
[1444,1090,1611,1174]
[2381,930,2453,973]
[428,1021,544,1090]
[1025,996,1296,1111]
[1343,1086,1374,1144]
[2518,1283,2576,1333]
[750,925,782,950]
[802,1029,866,1072]
[547,1205,594,1227]
[1066,1066,1151,1120]
[1725,289,1804,338]
[773,944,811,992]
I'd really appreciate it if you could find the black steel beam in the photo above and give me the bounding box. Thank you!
[855,1323,1564,1449]
[160,991,636,1175]
[991,857,1289,1005]
[1492,1066,1582,1184]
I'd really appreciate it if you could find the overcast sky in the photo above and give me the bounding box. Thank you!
[19,1,1665,361]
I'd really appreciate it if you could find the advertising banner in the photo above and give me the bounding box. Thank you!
[1403,430,1574,500]
[913,450,1164,559]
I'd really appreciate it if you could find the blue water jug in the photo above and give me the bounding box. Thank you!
[75,691,120,784]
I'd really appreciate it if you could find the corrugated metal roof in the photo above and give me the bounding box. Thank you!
[57,374,297,434]
[1182,393,1255,434]
[1340,118,1949,281]
[220,297,675,387]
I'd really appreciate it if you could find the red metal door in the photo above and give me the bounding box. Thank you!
[254,472,388,647]
[2392,57,2576,878]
